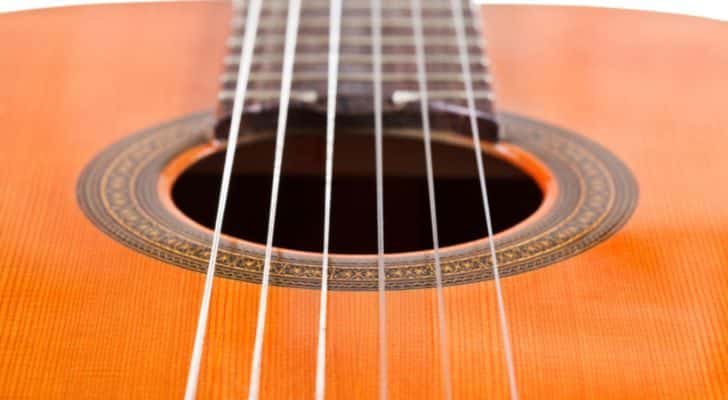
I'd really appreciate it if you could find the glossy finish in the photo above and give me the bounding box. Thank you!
[0,3,726,398]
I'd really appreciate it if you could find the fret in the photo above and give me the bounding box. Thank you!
[228,35,483,48]
[226,80,491,94]
[219,71,491,84]
[229,41,482,55]
[218,89,493,102]
[249,1,472,9]
[237,0,474,11]
[235,25,481,38]
[223,54,488,67]
[294,7,474,18]
[232,16,473,31]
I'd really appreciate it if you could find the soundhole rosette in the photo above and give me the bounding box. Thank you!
[77,112,637,290]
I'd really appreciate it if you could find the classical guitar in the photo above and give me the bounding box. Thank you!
[1,1,726,398]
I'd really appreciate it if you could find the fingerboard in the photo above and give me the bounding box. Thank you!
[214,0,498,141]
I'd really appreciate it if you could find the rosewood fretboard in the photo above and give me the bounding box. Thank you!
[214,0,499,141]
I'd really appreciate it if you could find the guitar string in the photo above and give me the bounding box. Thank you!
[247,0,302,398]
[448,0,519,398]
[314,0,343,398]
[183,0,263,398]
[186,2,511,399]
[409,0,453,398]
[371,0,389,398]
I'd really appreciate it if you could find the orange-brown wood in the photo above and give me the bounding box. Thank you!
[0,3,726,399]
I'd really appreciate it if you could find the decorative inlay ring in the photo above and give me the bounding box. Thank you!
[77,112,637,290]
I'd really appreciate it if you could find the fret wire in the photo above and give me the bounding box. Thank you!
[247,2,474,8]
[292,8,474,18]
[235,26,481,37]
[239,0,473,11]
[224,54,489,66]
[218,89,494,102]
[232,16,474,30]
[224,82,493,96]
[219,71,491,84]
[227,35,482,47]
[228,42,483,54]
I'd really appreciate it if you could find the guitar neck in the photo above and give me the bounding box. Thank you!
[214,0,499,141]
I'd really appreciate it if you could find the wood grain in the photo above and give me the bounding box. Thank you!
[0,3,726,399]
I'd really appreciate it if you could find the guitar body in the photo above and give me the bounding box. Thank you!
[1,3,726,399]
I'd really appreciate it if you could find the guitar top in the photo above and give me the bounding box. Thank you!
[0,2,726,398]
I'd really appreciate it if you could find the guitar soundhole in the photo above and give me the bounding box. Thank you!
[172,133,542,254]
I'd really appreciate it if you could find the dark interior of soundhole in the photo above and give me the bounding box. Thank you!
[172,133,542,254]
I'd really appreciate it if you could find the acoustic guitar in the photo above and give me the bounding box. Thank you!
[1,1,726,398]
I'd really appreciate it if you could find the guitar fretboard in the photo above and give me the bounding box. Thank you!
[215,0,498,141]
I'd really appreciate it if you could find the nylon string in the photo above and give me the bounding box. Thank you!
[247,0,303,398]
[448,0,519,398]
[183,0,263,398]
[314,0,343,398]
[371,0,389,398]
[409,0,453,398]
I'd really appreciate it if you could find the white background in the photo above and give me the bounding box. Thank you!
[1,0,728,21]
